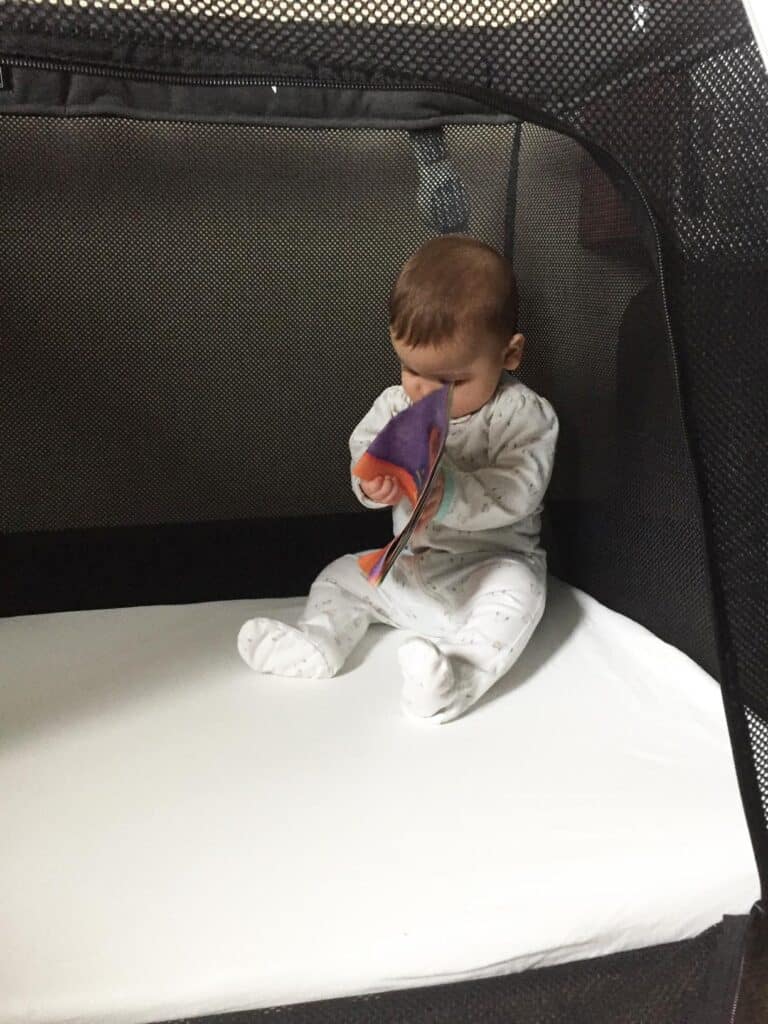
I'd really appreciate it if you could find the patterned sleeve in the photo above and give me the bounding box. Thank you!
[433,388,559,531]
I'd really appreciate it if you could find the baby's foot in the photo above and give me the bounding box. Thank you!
[398,637,460,722]
[237,618,333,678]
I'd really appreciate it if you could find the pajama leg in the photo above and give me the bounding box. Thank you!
[399,557,546,724]
[237,554,386,678]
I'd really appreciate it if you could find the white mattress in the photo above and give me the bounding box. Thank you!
[0,577,759,1024]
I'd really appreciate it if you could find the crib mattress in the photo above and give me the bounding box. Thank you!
[0,577,759,1024]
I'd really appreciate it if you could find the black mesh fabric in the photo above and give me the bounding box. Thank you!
[0,0,750,107]
[747,708,768,830]
[514,124,717,679]
[0,111,719,681]
[0,116,520,530]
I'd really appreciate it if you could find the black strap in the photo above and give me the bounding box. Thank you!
[408,127,470,235]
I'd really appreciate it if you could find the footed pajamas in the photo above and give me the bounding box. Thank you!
[238,372,559,724]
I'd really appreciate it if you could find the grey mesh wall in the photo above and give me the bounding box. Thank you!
[2,0,767,1021]
[1,110,717,673]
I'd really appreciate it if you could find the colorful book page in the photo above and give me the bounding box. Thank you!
[352,383,453,586]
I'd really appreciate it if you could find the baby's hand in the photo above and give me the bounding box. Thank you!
[361,475,404,505]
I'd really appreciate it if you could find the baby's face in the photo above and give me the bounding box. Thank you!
[392,331,523,419]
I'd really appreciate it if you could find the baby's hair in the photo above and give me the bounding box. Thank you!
[389,235,518,349]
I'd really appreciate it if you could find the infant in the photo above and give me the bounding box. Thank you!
[238,235,559,724]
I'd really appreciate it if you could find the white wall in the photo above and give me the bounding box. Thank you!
[742,0,768,73]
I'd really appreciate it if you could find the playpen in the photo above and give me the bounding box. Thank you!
[2,0,767,1020]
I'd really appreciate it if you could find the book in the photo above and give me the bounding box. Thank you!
[352,383,454,586]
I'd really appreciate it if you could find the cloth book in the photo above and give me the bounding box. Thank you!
[352,383,454,586]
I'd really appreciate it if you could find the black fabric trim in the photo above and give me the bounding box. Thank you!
[696,914,751,1024]
[718,654,768,900]
[0,513,391,617]
[732,903,768,1023]
[0,47,580,138]
[0,4,750,106]
[0,61,519,129]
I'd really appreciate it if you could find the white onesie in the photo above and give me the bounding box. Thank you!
[238,371,559,724]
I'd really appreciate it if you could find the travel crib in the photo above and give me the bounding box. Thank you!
[2,1,768,1022]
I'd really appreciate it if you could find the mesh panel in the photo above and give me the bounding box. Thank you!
[0,118,515,528]
[663,41,768,731]
[0,109,718,676]
[746,707,768,833]
[513,124,716,675]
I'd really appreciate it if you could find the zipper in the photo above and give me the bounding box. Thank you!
[0,54,421,91]
[729,901,767,1024]
[728,942,745,1024]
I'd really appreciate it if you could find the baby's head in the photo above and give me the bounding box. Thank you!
[389,235,525,419]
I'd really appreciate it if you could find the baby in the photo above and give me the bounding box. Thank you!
[238,235,559,724]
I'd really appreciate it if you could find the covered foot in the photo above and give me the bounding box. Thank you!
[237,618,334,678]
[398,637,465,723]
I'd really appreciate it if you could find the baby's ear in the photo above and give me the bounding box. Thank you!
[504,333,525,370]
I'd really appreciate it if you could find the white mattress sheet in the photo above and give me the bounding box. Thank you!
[0,577,759,1024]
